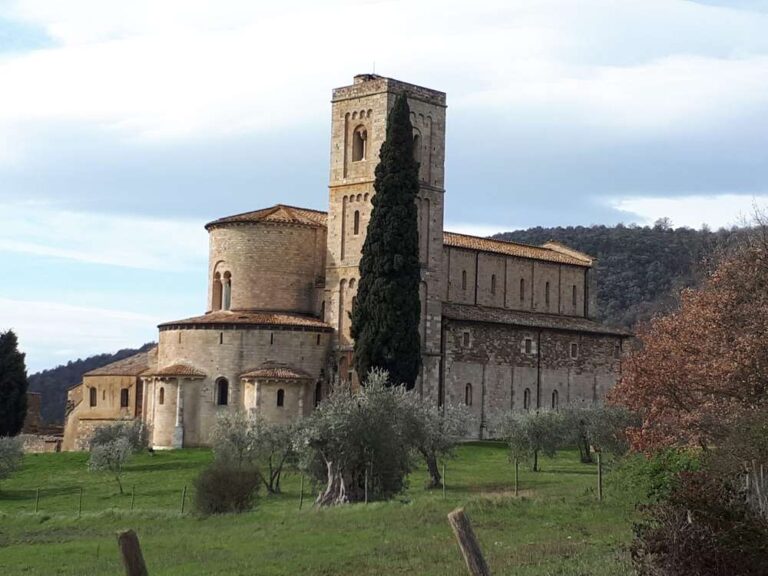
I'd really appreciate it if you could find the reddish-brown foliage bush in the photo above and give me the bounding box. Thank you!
[609,228,768,452]
[631,470,768,576]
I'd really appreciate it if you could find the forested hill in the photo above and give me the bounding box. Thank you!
[496,222,742,328]
[28,343,156,424]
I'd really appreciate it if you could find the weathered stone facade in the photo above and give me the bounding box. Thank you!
[63,74,629,449]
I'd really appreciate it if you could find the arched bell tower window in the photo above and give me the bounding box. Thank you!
[277,389,285,407]
[158,387,165,405]
[89,387,97,407]
[413,132,422,164]
[353,210,360,235]
[551,389,559,410]
[352,126,367,161]
[314,382,322,407]
[216,378,229,406]
[212,272,222,311]
[523,388,531,411]
[465,383,473,406]
[222,272,232,311]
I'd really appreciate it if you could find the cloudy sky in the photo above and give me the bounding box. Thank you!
[2,0,767,371]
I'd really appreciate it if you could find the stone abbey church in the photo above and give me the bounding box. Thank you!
[63,75,629,450]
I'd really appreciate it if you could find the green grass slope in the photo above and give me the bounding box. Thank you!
[0,444,635,575]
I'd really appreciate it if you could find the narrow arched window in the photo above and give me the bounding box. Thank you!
[158,387,165,405]
[212,272,223,311]
[120,388,129,408]
[572,284,577,308]
[545,281,551,307]
[570,342,579,359]
[523,388,531,411]
[277,389,285,407]
[216,378,229,406]
[413,133,422,164]
[353,210,360,235]
[520,278,525,302]
[461,270,467,291]
[352,126,367,161]
[552,389,559,410]
[465,383,473,406]
[314,382,322,407]
[89,387,97,407]
[320,300,325,321]
[491,274,496,295]
[223,272,232,311]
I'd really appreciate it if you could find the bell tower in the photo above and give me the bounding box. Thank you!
[324,74,447,401]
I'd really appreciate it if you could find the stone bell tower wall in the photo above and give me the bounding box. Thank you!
[325,75,447,401]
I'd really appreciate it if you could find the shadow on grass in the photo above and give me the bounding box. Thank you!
[125,460,204,473]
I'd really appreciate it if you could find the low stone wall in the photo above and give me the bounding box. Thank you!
[20,434,62,453]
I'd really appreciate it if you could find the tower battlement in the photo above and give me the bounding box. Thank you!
[332,74,447,108]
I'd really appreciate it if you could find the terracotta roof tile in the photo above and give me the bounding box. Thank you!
[443,232,592,267]
[158,310,332,331]
[148,364,206,378]
[84,347,158,377]
[205,204,328,230]
[443,303,631,336]
[241,361,313,381]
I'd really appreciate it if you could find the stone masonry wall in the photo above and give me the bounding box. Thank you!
[443,247,588,318]
[442,319,623,438]
[145,326,331,447]
[207,223,326,314]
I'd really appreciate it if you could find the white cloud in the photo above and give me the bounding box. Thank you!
[445,221,516,237]
[611,194,768,229]
[0,202,207,270]
[0,0,767,149]
[0,298,160,372]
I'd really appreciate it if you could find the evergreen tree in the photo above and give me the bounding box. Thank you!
[351,93,421,388]
[0,330,28,436]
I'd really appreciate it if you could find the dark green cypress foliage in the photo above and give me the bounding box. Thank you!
[0,330,29,436]
[351,93,421,389]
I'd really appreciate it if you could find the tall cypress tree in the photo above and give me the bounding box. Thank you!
[0,330,29,436]
[351,93,421,389]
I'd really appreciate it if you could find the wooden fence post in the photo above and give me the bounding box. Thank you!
[180,485,187,514]
[447,508,492,576]
[34,488,40,513]
[299,474,305,510]
[78,487,83,518]
[597,452,603,502]
[514,458,519,497]
[117,529,149,576]
[442,463,447,499]
[131,485,136,511]
[364,467,369,504]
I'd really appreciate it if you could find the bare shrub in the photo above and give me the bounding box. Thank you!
[194,465,261,515]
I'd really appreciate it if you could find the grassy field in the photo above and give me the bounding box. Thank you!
[0,443,637,575]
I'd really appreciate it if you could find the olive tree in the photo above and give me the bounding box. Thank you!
[211,411,296,494]
[88,421,147,494]
[497,410,565,472]
[561,404,636,462]
[295,370,416,506]
[0,436,23,488]
[402,398,473,488]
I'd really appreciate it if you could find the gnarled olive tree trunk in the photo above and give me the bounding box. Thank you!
[422,449,442,489]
